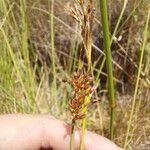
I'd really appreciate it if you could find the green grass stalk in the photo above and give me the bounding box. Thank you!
[99,0,116,140]
[124,5,150,149]
[48,0,57,102]
[110,0,128,44]
[80,96,89,150]
[20,0,36,109]
[0,28,29,108]
[69,119,76,150]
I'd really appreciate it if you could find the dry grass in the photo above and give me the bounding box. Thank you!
[0,0,150,149]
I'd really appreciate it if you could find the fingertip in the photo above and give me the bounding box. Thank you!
[84,131,122,150]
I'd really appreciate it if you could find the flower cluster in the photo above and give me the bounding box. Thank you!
[68,71,93,120]
[70,0,95,68]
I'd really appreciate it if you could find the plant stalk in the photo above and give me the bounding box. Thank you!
[80,96,89,150]
[124,6,150,149]
[70,119,76,150]
[48,0,57,101]
[99,0,115,140]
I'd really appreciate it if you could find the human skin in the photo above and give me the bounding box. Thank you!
[0,114,122,150]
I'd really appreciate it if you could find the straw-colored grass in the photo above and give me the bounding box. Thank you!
[0,0,150,149]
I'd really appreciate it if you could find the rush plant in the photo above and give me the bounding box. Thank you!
[69,0,95,149]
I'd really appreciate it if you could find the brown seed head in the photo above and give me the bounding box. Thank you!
[68,71,94,120]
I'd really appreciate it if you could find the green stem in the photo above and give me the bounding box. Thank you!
[80,96,89,150]
[48,0,57,100]
[124,6,150,149]
[99,0,115,140]
[70,119,76,150]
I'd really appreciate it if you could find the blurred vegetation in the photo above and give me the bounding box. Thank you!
[0,0,150,149]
